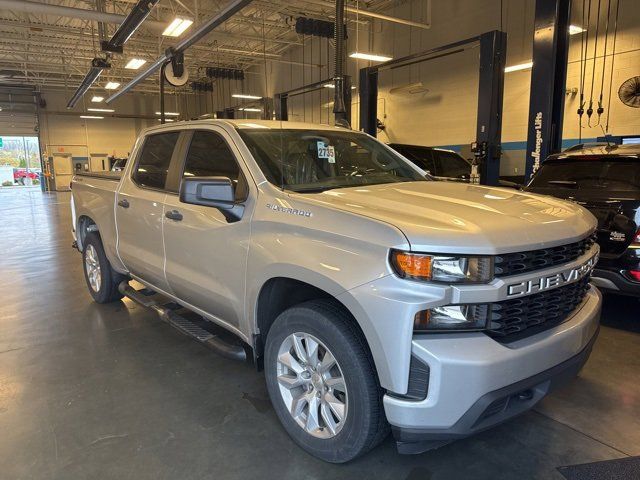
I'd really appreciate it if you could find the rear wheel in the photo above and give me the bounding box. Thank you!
[264,299,389,463]
[82,232,125,303]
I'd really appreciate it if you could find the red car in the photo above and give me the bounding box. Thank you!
[13,168,40,184]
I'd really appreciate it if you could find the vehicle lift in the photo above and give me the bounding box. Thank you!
[358,30,507,186]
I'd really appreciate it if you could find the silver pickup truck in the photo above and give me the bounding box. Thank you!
[71,120,601,463]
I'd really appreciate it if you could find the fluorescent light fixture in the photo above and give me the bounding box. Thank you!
[239,107,262,112]
[80,115,104,119]
[155,111,180,116]
[163,17,193,37]
[232,93,262,100]
[125,58,147,70]
[91,96,104,102]
[105,81,120,89]
[569,25,585,35]
[87,108,114,112]
[349,52,392,62]
[504,61,533,73]
[158,118,175,122]
[323,83,356,90]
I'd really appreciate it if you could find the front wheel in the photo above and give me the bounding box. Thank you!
[264,299,389,463]
[82,232,125,303]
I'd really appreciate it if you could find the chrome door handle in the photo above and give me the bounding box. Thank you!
[165,210,183,221]
[117,199,129,208]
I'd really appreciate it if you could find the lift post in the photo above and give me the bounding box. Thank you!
[524,0,571,181]
[358,30,507,185]
[476,30,507,185]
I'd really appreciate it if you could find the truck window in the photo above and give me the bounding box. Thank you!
[133,132,180,190]
[181,130,246,200]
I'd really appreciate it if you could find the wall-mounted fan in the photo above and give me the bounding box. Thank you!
[618,76,640,108]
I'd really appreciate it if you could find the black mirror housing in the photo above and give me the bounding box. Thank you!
[179,176,244,222]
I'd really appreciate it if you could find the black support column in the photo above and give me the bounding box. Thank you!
[274,93,288,121]
[359,67,378,136]
[524,0,571,181]
[476,30,507,186]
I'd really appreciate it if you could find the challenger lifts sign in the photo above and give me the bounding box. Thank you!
[530,112,543,179]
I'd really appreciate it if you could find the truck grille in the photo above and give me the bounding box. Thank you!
[486,276,592,342]
[494,234,596,278]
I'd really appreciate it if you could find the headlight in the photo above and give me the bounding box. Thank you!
[414,304,490,331]
[390,250,494,283]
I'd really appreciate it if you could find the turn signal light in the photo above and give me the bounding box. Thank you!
[391,251,432,280]
[633,228,640,245]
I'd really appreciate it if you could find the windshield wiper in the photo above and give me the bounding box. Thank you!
[547,180,578,188]
[290,185,341,193]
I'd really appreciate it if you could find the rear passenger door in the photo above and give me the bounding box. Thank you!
[162,128,254,334]
[116,131,182,292]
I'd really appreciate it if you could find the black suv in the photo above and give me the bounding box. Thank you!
[526,144,640,296]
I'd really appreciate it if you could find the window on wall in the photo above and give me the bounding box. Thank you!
[133,132,179,190]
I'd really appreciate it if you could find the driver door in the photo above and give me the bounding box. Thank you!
[162,128,254,333]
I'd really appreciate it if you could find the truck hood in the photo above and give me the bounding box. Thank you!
[305,181,597,254]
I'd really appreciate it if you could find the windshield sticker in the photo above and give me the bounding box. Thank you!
[317,141,330,158]
[327,145,336,163]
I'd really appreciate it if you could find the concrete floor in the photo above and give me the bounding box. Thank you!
[0,188,639,480]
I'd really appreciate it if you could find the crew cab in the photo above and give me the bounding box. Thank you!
[526,144,640,297]
[71,120,601,462]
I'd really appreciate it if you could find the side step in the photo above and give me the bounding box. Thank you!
[119,281,247,362]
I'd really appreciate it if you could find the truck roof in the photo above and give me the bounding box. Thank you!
[548,143,640,160]
[142,119,351,136]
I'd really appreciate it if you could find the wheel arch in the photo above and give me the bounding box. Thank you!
[253,276,374,375]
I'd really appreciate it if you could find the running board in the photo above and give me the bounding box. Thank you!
[119,281,247,362]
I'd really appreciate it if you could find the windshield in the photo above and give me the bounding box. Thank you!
[433,150,471,178]
[529,158,640,193]
[238,129,427,192]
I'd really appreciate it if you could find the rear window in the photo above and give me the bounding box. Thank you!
[133,132,180,190]
[529,158,640,192]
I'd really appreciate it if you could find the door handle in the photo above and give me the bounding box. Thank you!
[165,209,183,221]
[117,199,130,208]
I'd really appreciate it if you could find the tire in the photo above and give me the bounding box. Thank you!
[264,299,389,463]
[82,231,126,303]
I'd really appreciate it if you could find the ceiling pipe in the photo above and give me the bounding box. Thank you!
[106,0,253,104]
[105,0,161,50]
[303,0,431,29]
[344,6,431,29]
[0,0,165,30]
[66,58,111,109]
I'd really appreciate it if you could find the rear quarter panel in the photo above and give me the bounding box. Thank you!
[72,175,126,272]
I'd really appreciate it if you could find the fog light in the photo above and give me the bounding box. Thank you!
[414,304,490,332]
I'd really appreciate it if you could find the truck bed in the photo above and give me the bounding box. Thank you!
[71,173,124,271]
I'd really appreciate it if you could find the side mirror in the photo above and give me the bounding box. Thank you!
[179,176,244,222]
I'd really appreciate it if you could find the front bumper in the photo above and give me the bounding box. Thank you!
[383,286,601,454]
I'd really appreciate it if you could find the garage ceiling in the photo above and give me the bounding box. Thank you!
[0,0,396,95]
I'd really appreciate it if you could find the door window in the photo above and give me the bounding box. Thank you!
[133,132,180,190]
[182,130,246,200]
